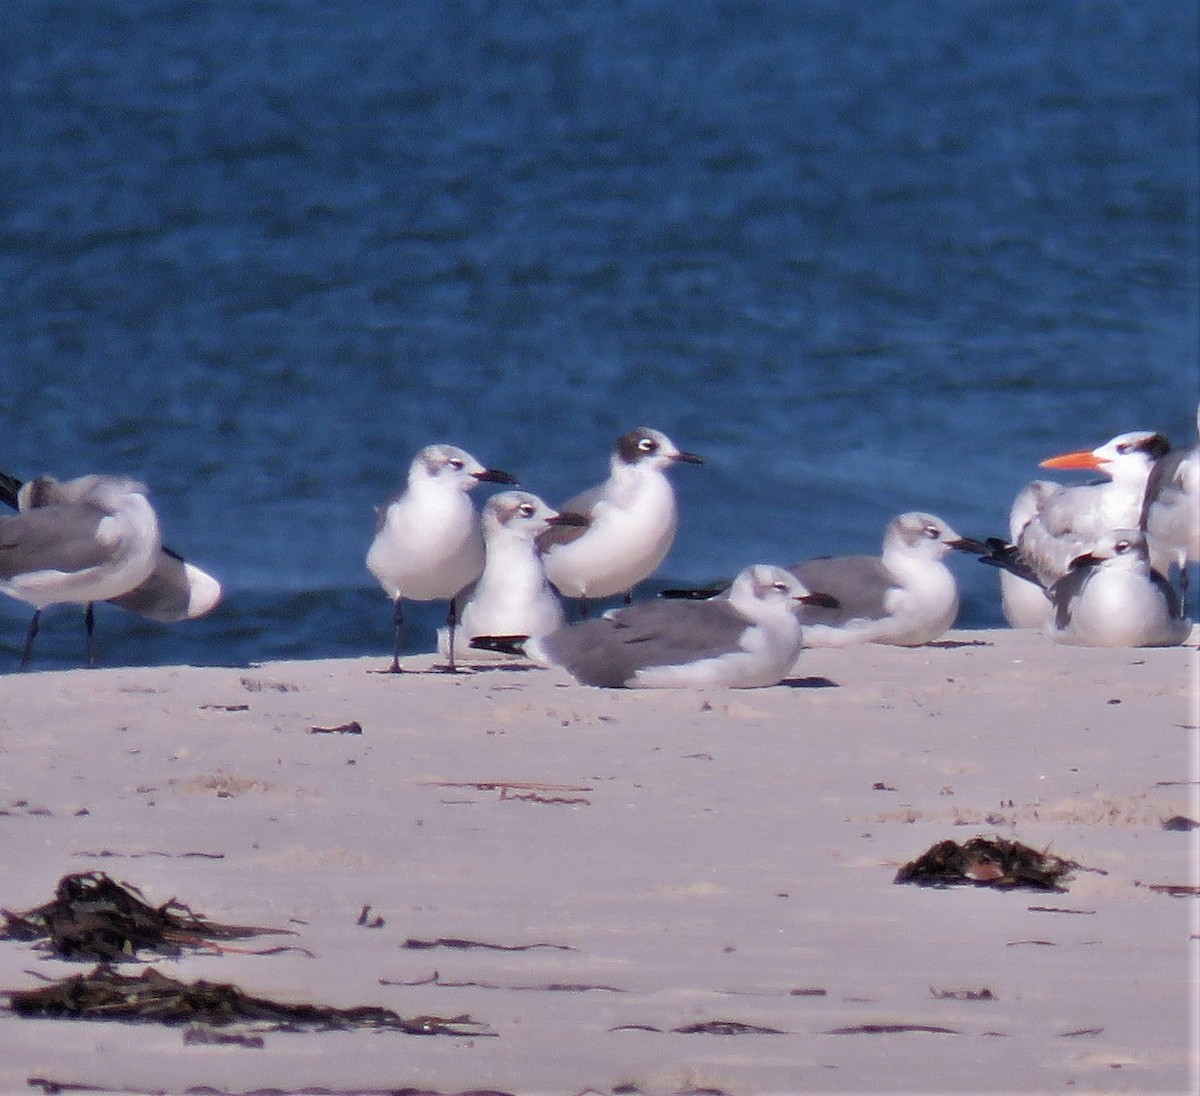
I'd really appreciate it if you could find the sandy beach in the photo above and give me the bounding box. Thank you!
[1,628,1197,1095]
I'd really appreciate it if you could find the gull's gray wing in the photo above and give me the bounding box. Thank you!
[541,598,751,687]
[0,505,112,580]
[789,555,896,625]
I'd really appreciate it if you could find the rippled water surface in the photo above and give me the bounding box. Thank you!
[1,0,1196,668]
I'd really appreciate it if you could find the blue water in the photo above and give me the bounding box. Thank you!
[1,0,1197,669]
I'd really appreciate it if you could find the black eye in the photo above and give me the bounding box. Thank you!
[638,437,657,453]
[772,582,790,593]
[1114,539,1131,554]
[925,525,940,539]
[518,503,535,518]
[1115,443,1131,455]
[448,458,464,470]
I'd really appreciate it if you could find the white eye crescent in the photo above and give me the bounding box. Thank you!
[638,437,657,453]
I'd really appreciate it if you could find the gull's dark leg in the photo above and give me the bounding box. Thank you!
[1180,564,1190,618]
[445,597,459,673]
[19,609,41,672]
[623,589,633,606]
[388,597,404,673]
[579,596,590,620]
[85,602,97,668]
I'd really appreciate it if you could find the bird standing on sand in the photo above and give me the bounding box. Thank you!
[366,444,517,672]
[537,427,703,617]
[1,471,222,626]
[0,474,163,669]
[437,491,585,660]
[471,564,836,689]
[787,511,987,649]
[1046,529,1190,647]
[996,430,1170,628]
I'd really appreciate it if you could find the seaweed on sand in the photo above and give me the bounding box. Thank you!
[6,964,492,1036]
[894,837,1078,891]
[0,872,292,961]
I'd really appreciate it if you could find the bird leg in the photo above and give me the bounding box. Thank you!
[19,609,41,672]
[444,597,460,673]
[85,603,97,668]
[387,598,404,673]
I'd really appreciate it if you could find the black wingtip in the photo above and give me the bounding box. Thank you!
[469,634,530,656]
[658,585,726,601]
[976,539,1044,588]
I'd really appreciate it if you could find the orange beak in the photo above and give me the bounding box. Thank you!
[1039,448,1104,471]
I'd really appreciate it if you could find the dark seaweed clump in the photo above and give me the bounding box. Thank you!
[894,837,1078,891]
[6,964,491,1036]
[0,872,288,961]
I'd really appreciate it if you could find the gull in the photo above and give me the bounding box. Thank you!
[0,474,162,669]
[1140,405,1199,604]
[786,512,987,648]
[436,491,585,660]
[994,430,1171,627]
[470,564,836,689]
[537,427,703,616]
[1046,529,1190,647]
[1,471,222,625]
[366,443,516,672]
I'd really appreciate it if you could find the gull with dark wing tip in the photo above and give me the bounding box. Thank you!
[1,471,221,627]
[994,430,1171,627]
[0,474,162,669]
[437,490,586,660]
[537,427,703,617]
[471,564,837,689]
[366,443,517,672]
[1047,529,1191,647]
[787,512,987,649]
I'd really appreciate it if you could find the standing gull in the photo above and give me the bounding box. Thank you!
[538,427,702,617]
[994,430,1170,627]
[471,564,836,689]
[366,444,516,672]
[787,512,986,648]
[1046,530,1190,647]
[1,471,221,625]
[0,475,162,669]
[437,491,585,660]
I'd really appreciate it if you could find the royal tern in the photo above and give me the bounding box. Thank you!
[995,430,1170,627]
[1140,406,1199,603]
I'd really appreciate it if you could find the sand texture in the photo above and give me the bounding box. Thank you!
[0,629,1197,1095]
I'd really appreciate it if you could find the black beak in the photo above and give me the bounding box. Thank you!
[950,536,989,555]
[1068,552,1103,571]
[799,591,840,609]
[474,468,519,486]
[672,450,704,465]
[547,511,589,528]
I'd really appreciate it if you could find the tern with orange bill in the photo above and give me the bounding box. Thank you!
[990,430,1171,627]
